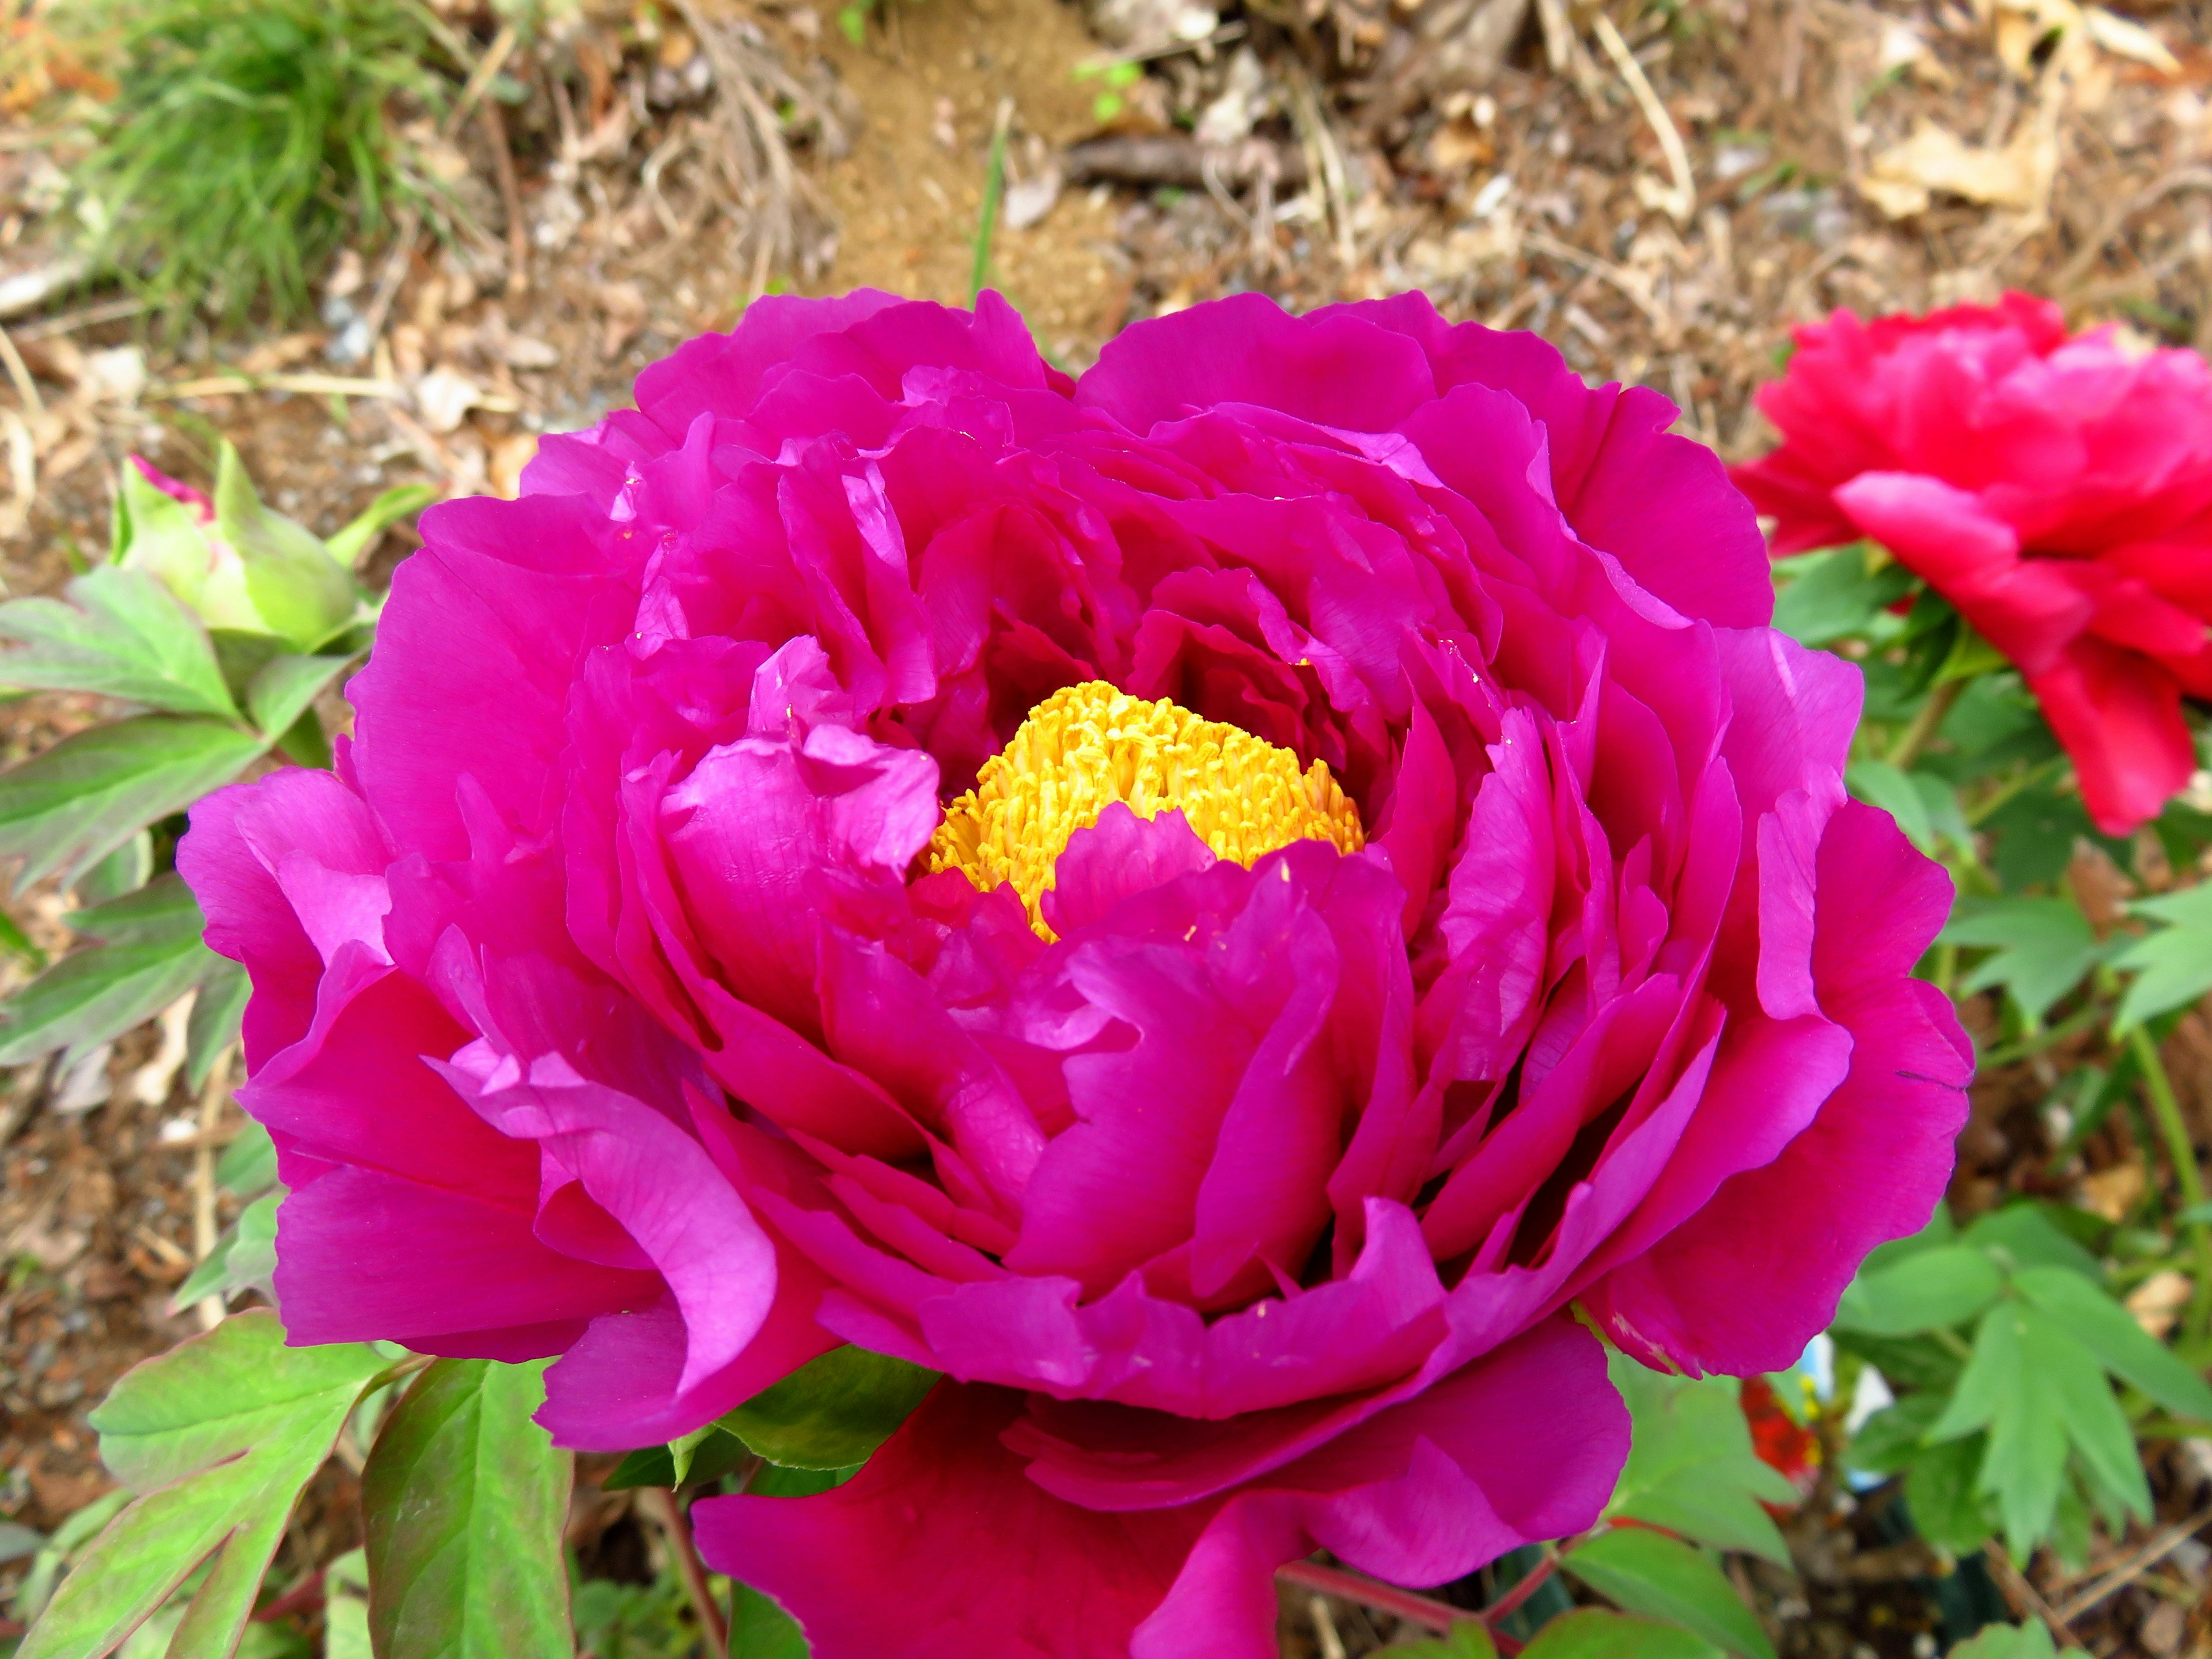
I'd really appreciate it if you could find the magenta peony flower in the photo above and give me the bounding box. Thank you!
[180,291,1969,1659]
[1732,291,2212,835]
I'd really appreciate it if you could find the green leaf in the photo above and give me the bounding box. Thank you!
[361,1358,573,1659]
[603,1426,753,1493]
[244,653,350,743]
[17,1310,382,1659]
[1901,1433,1995,1555]
[1604,1354,1796,1566]
[1982,780,2114,892]
[2013,1265,2212,1420]
[322,1550,372,1659]
[187,960,249,1090]
[1961,1205,2102,1281]
[75,829,153,906]
[1520,1609,1724,1659]
[721,1346,939,1471]
[1558,1529,1775,1659]
[1845,1392,1946,1478]
[1949,1622,2086,1659]
[1768,546,1913,649]
[729,1582,811,1658]
[1847,759,1937,854]
[213,442,358,651]
[1376,1622,1498,1658]
[172,1191,280,1312]
[214,1119,276,1196]
[2113,884,2212,1032]
[2021,1300,2149,1525]
[0,874,219,1066]
[1940,899,2114,1026]
[325,483,435,569]
[1931,1304,2069,1557]
[0,715,265,893]
[1834,1245,2005,1337]
[0,566,240,718]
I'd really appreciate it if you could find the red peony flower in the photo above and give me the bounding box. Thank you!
[1733,292,2212,834]
[180,291,1969,1659]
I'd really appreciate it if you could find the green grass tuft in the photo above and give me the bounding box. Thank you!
[68,0,457,332]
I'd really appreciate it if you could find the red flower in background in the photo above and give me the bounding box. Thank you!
[1733,292,2212,835]
[1740,1376,1818,1497]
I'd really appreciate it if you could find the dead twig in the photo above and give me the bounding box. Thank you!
[2055,164,2212,293]
[1521,230,1677,343]
[1984,1541,2078,1651]
[479,97,531,298]
[2053,1503,2212,1623]
[0,326,42,420]
[677,0,840,291]
[1593,12,1695,226]
[149,372,405,402]
[1065,135,1308,191]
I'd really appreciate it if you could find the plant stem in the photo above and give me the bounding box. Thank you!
[1479,1548,1559,1626]
[1967,755,2066,829]
[2126,1024,2212,1338]
[1887,678,1963,771]
[642,1487,727,1657]
[969,97,1013,305]
[1979,1001,2104,1069]
[1276,1560,1465,1634]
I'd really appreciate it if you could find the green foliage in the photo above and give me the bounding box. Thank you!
[1558,1529,1774,1659]
[0,874,217,1067]
[17,1312,385,1659]
[0,445,418,1080]
[1768,546,1913,649]
[1940,898,2118,1027]
[360,1358,573,1659]
[729,1583,810,1659]
[1072,58,1145,124]
[2111,884,2212,1033]
[1835,1203,2212,1565]
[1378,1622,1497,1658]
[571,1570,695,1659]
[0,566,240,718]
[722,1346,939,1470]
[171,1190,277,1310]
[1603,1353,1799,1566]
[1845,759,1967,859]
[0,716,264,894]
[65,0,456,329]
[1519,1609,1724,1658]
[1950,1623,2088,1659]
[607,1344,935,1497]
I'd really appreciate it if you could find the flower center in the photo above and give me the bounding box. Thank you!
[926,680,1363,938]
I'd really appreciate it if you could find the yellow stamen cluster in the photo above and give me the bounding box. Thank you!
[926,681,1363,939]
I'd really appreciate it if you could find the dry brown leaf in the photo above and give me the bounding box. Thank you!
[489,431,539,501]
[2126,1267,2192,1339]
[2083,5,2181,73]
[1862,122,2044,217]
[2080,1159,2147,1222]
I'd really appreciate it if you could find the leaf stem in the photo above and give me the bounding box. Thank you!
[1979,1001,2104,1069]
[1886,679,1963,772]
[2126,1023,2212,1338]
[642,1487,728,1657]
[1275,1560,1465,1634]
[969,97,1013,305]
[1966,755,2067,830]
[1478,1547,1559,1625]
